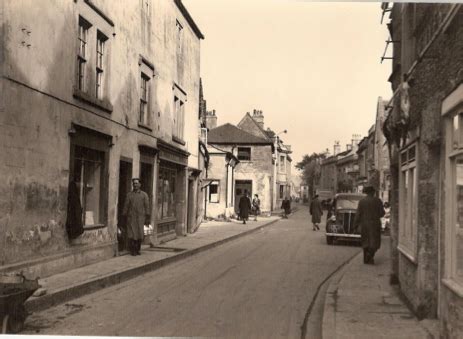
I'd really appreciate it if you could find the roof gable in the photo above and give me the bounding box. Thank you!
[208,123,272,145]
[237,113,271,140]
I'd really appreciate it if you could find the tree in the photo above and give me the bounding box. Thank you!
[296,152,326,198]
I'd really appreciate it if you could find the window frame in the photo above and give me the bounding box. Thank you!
[139,72,150,127]
[68,126,110,230]
[173,96,185,140]
[444,108,463,292]
[208,180,220,203]
[95,30,107,99]
[398,143,418,262]
[77,16,91,91]
[237,147,251,162]
[279,154,286,173]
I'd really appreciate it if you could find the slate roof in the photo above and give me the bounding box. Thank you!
[208,123,273,145]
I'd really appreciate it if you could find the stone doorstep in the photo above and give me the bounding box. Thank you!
[24,218,280,313]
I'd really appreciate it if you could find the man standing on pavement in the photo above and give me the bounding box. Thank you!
[309,194,323,230]
[354,185,385,265]
[122,178,150,256]
[239,190,252,224]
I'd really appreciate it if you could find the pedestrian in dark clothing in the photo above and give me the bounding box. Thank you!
[354,186,385,265]
[65,179,84,240]
[122,178,150,256]
[281,197,291,218]
[239,190,252,224]
[310,195,323,230]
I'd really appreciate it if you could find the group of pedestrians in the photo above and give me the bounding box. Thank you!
[122,177,385,266]
[238,190,261,224]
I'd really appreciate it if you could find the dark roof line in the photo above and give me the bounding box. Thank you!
[174,0,204,40]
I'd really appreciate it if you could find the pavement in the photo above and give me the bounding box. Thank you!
[25,215,281,313]
[321,238,440,339]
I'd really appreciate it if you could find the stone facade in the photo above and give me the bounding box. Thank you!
[385,3,463,336]
[0,0,204,278]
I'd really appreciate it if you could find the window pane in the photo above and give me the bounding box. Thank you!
[74,146,104,226]
[455,159,463,280]
[402,170,409,239]
[453,114,459,150]
[209,182,219,203]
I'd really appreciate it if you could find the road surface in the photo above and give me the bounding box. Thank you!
[24,208,360,338]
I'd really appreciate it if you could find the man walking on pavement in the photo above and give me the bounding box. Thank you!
[239,190,252,224]
[354,185,385,265]
[122,178,150,256]
[309,194,323,230]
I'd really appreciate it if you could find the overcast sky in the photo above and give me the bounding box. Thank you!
[184,0,392,170]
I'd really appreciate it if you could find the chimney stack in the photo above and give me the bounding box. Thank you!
[252,109,264,129]
[333,141,340,155]
[205,110,217,129]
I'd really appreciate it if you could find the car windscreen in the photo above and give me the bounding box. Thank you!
[336,197,362,210]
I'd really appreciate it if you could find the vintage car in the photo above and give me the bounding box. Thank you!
[325,193,365,245]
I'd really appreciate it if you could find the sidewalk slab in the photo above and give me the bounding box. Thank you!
[322,239,439,339]
[25,216,280,313]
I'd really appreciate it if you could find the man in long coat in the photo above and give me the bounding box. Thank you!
[122,178,150,256]
[354,186,385,264]
[310,194,323,230]
[239,190,252,224]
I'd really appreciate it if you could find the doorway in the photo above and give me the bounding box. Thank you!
[117,160,132,252]
[187,178,195,233]
[235,180,252,214]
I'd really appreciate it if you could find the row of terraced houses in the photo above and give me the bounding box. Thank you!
[0,0,293,283]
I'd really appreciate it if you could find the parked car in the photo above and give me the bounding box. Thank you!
[325,193,365,245]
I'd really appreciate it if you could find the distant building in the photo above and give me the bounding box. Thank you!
[207,123,274,215]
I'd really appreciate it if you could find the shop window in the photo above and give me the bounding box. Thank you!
[398,143,418,260]
[209,181,219,203]
[237,147,251,161]
[280,185,284,199]
[157,167,177,220]
[445,110,463,287]
[72,145,106,227]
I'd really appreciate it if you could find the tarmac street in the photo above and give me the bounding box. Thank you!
[22,209,360,338]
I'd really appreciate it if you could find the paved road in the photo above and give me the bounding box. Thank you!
[23,208,360,338]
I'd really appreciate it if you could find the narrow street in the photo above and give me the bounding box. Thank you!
[23,208,360,338]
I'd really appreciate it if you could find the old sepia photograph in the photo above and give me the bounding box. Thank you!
[0,0,462,337]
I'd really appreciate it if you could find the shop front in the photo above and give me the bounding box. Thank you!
[156,141,189,241]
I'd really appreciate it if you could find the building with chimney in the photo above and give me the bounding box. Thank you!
[207,122,274,215]
[238,109,293,210]
[0,0,205,279]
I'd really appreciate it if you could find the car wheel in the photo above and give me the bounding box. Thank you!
[326,236,334,245]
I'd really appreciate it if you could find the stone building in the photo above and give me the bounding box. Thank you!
[320,155,338,194]
[383,3,463,336]
[203,143,239,219]
[0,0,205,278]
[207,123,274,215]
[238,110,292,210]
